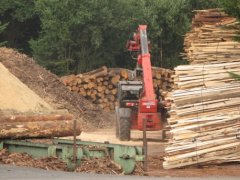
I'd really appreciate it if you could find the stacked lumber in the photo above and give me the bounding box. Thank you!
[164,9,240,169]
[183,8,239,64]
[0,112,81,139]
[61,66,174,112]
[172,62,240,90]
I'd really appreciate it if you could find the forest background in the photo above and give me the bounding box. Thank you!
[0,0,239,76]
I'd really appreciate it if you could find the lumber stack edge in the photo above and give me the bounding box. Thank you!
[164,9,240,169]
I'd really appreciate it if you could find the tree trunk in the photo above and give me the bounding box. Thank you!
[0,114,81,139]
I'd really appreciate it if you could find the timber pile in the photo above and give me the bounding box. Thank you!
[135,66,174,101]
[164,9,240,169]
[183,8,239,64]
[0,112,81,139]
[62,66,173,112]
[61,66,129,113]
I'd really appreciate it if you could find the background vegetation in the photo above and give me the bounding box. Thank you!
[0,0,238,76]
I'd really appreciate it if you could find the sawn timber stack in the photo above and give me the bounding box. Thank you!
[61,66,173,112]
[164,9,240,169]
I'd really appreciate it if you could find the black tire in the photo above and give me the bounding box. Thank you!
[119,117,131,141]
[115,113,119,138]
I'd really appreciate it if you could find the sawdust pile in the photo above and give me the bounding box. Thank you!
[148,155,164,169]
[131,162,145,176]
[0,47,113,130]
[74,157,144,176]
[0,148,145,176]
[74,157,123,175]
[0,63,52,111]
[0,148,68,171]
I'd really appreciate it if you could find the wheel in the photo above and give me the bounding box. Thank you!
[115,112,119,138]
[119,117,131,141]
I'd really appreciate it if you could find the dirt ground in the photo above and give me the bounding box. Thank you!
[79,127,240,178]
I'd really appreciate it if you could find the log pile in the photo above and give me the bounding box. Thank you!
[164,9,240,169]
[137,66,174,101]
[61,66,128,113]
[61,66,173,112]
[0,112,81,139]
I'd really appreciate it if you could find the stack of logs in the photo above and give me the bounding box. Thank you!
[0,110,81,139]
[164,9,240,169]
[61,66,173,112]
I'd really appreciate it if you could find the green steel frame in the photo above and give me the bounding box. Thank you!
[0,139,144,174]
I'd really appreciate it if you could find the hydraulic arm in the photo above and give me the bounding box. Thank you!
[128,25,161,130]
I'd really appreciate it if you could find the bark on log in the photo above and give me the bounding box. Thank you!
[83,66,107,76]
[61,66,173,112]
[105,94,115,102]
[0,120,81,139]
[90,70,108,78]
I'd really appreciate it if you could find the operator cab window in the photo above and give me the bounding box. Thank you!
[121,90,139,100]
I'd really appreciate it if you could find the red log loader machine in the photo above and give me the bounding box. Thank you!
[115,25,168,141]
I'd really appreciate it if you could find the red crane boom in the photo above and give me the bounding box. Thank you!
[129,25,161,130]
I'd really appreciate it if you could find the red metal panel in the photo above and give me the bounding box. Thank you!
[137,112,162,130]
[139,99,158,113]
[130,112,138,130]
[141,54,155,101]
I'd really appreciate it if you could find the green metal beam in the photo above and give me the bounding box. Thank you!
[0,139,144,174]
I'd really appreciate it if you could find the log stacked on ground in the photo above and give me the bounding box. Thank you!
[149,66,173,101]
[61,66,173,112]
[0,112,81,139]
[164,9,240,169]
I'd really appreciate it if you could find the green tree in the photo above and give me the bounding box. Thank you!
[0,0,40,54]
[140,0,221,69]
[221,0,240,19]
[30,0,110,75]
[188,0,221,10]
[0,21,8,46]
[30,0,145,75]
[142,0,191,69]
[220,0,240,41]
[222,0,240,79]
[30,0,222,76]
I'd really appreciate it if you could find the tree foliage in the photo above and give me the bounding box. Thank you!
[0,21,8,46]
[0,0,40,54]
[221,0,240,19]
[30,0,147,75]
[220,0,240,41]
[221,0,240,80]
[0,0,222,76]
[227,71,240,81]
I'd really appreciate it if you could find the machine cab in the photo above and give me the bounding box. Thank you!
[117,81,143,108]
